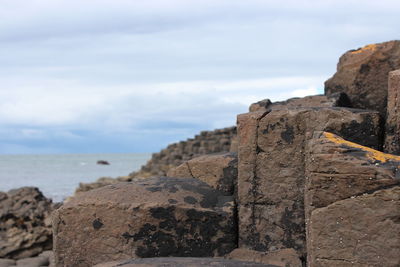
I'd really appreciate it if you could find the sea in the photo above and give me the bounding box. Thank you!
[0,153,151,202]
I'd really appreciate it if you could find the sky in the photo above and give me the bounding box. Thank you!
[0,0,399,154]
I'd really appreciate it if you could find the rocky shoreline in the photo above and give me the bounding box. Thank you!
[1,40,400,266]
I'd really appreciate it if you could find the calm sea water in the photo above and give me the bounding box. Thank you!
[0,153,150,202]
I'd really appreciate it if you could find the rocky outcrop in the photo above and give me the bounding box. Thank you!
[227,248,302,267]
[308,186,400,267]
[0,187,54,260]
[0,251,55,267]
[237,108,381,258]
[75,176,140,194]
[94,257,276,267]
[249,93,351,112]
[132,127,237,177]
[384,69,400,155]
[167,152,237,196]
[325,40,400,117]
[53,177,237,267]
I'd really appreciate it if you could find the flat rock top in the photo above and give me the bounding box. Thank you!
[94,257,277,267]
[66,177,232,210]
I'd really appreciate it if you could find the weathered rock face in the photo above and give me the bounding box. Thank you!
[237,108,382,258]
[385,69,400,155]
[133,127,237,178]
[167,153,237,196]
[305,131,400,221]
[325,40,400,117]
[249,93,351,113]
[94,257,276,267]
[227,248,302,267]
[308,186,400,267]
[53,177,237,267]
[0,187,53,260]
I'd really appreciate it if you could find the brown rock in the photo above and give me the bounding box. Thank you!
[94,257,276,267]
[305,131,400,222]
[0,259,15,267]
[167,153,237,195]
[385,69,400,155]
[0,187,53,259]
[237,108,381,257]
[227,248,302,267]
[249,93,351,113]
[308,186,400,267]
[16,255,49,267]
[53,177,237,267]
[325,40,400,117]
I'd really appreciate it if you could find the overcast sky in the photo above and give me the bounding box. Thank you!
[0,0,399,153]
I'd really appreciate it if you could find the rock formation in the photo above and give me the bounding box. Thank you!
[53,177,237,266]
[385,69,400,154]
[0,187,54,260]
[132,127,237,177]
[167,152,237,196]
[305,132,400,267]
[325,40,400,117]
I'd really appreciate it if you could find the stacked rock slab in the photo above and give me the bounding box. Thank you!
[237,107,381,259]
[385,69,400,155]
[53,177,237,267]
[305,132,400,267]
[325,40,400,117]
[0,187,53,260]
[132,127,237,177]
[167,152,237,196]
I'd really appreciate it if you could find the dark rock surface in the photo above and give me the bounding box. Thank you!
[249,93,351,113]
[53,177,237,267]
[385,69,400,155]
[0,187,53,260]
[237,107,381,258]
[325,40,400,117]
[94,257,277,267]
[167,152,237,196]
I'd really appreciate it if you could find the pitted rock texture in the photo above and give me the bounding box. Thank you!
[237,108,381,257]
[249,93,351,113]
[385,69,400,155]
[325,40,400,117]
[305,131,400,223]
[94,257,277,267]
[227,248,302,267]
[308,186,400,267]
[0,187,53,260]
[132,127,237,177]
[167,152,237,196]
[53,177,237,267]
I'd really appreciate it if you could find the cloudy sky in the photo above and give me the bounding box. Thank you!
[0,0,399,153]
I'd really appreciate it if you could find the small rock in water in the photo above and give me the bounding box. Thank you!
[97,160,110,165]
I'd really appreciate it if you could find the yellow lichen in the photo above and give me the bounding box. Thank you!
[323,132,400,163]
[350,44,377,54]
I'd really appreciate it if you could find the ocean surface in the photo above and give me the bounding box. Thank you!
[0,153,151,202]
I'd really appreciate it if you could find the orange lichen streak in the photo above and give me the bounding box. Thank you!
[350,44,377,54]
[323,132,400,163]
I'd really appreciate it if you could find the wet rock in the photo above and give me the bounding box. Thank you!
[305,131,400,223]
[237,108,381,257]
[94,257,276,267]
[167,153,237,195]
[308,186,400,267]
[227,248,302,267]
[249,93,351,113]
[385,69,400,155]
[0,187,53,259]
[325,40,400,117]
[53,177,237,267]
